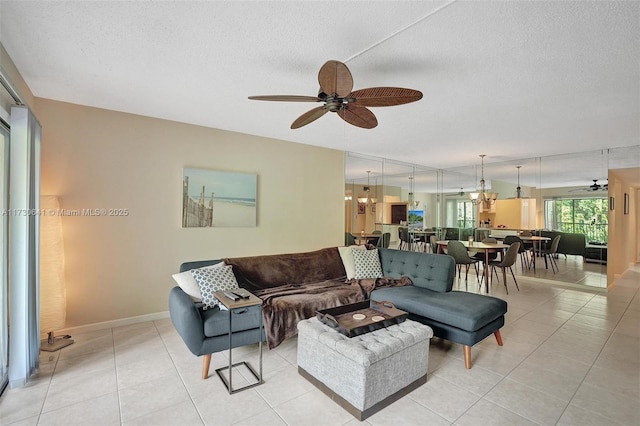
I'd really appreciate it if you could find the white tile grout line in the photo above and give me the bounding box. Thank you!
[153,319,206,426]
[430,287,597,425]
[556,282,640,422]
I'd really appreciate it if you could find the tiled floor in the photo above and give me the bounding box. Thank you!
[1,265,638,426]
[514,253,607,289]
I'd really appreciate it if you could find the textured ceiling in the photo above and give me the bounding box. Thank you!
[1,1,638,190]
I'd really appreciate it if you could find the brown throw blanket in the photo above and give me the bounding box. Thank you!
[348,276,414,298]
[254,276,413,349]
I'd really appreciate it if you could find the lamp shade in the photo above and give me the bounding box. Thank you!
[40,195,66,334]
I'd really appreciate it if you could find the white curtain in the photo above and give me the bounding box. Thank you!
[8,105,41,388]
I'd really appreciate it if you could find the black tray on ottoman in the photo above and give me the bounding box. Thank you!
[316,300,408,337]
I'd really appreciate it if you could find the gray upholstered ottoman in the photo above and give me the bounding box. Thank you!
[297,317,433,420]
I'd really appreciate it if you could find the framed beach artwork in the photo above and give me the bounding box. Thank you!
[182,168,257,227]
[408,209,424,229]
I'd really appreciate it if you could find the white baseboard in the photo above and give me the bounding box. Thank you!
[57,311,170,336]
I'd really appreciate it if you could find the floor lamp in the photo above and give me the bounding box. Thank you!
[40,195,73,351]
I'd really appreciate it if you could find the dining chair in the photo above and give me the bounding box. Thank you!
[518,230,535,259]
[345,232,356,246]
[366,230,381,246]
[473,237,499,261]
[398,227,418,250]
[541,235,561,273]
[398,227,407,250]
[476,229,489,241]
[474,237,500,284]
[488,242,521,294]
[376,232,391,248]
[503,235,530,270]
[429,235,438,254]
[447,240,480,289]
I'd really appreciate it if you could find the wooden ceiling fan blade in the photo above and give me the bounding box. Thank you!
[337,105,378,129]
[318,60,353,97]
[290,106,328,129]
[248,95,321,102]
[349,87,423,107]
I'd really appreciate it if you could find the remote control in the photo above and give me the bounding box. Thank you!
[231,290,250,299]
[223,291,240,301]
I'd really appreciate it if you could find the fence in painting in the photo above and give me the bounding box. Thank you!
[182,176,214,227]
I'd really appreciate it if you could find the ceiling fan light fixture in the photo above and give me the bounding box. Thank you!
[249,60,422,129]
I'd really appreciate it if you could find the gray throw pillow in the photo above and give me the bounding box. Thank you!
[352,248,383,279]
[191,264,239,309]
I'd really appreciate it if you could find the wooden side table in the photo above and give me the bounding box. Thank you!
[213,290,264,394]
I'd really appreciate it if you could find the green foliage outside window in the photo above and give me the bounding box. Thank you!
[544,198,608,243]
[457,201,475,228]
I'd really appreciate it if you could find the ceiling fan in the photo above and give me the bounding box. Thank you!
[248,60,423,129]
[569,179,609,192]
[446,188,465,197]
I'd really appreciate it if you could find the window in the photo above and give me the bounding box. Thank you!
[456,201,476,229]
[544,198,608,243]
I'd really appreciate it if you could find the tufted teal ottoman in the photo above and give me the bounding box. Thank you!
[297,317,433,420]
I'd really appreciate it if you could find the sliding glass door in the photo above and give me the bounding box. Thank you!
[0,123,9,395]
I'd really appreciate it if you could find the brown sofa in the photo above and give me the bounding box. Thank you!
[224,247,366,348]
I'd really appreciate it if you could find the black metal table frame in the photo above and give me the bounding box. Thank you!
[214,300,263,394]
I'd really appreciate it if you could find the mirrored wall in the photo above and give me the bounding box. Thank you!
[346,145,640,289]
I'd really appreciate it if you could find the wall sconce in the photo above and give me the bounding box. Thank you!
[40,195,73,351]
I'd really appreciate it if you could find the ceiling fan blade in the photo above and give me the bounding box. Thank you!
[349,87,423,107]
[318,60,353,97]
[290,106,328,129]
[337,105,378,129]
[248,95,321,102]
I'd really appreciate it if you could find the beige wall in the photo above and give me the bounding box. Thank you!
[34,98,345,328]
[608,170,638,284]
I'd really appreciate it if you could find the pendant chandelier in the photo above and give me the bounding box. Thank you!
[469,155,498,206]
[515,165,523,198]
[408,175,419,208]
[357,171,376,205]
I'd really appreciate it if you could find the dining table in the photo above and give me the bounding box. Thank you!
[351,233,381,246]
[408,229,437,252]
[436,240,509,293]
